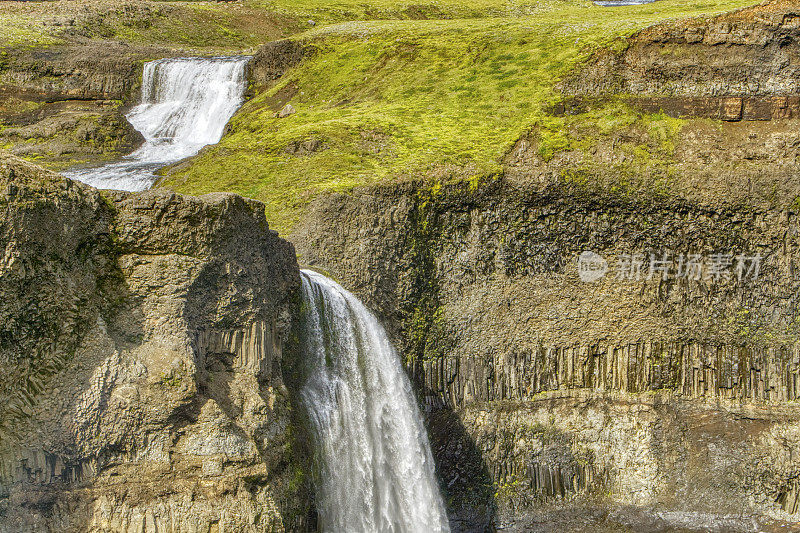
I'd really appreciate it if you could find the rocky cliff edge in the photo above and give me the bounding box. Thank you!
[0,151,308,532]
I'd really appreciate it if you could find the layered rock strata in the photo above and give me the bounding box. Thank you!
[562,0,800,121]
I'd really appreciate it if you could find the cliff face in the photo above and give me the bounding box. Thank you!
[0,152,309,532]
[293,178,800,531]
[0,42,159,102]
[0,41,160,170]
[561,0,800,120]
[248,40,308,94]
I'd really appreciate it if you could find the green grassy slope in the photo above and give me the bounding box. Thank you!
[160,0,761,233]
[0,1,301,52]
[250,0,580,22]
[0,0,580,52]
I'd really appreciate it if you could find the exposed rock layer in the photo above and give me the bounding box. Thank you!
[562,0,800,120]
[0,42,161,102]
[0,152,308,532]
[0,41,167,168]
[248,39,309,93]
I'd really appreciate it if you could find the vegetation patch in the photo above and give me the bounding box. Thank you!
[0,1,304,52]
[160,0,760,234]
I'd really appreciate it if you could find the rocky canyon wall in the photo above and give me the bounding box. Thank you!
[0,151,310,532]
[293,176,800,531]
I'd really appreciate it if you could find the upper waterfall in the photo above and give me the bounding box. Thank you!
[298,270,450,533]
[64,56,250,192]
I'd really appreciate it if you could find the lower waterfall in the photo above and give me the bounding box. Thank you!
[298,269,450,533]
[65,56,250,192]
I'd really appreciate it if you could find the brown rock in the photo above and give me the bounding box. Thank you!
[0,152,310,532]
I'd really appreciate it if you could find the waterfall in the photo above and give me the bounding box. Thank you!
[64,56,250,192]
[299,270,450,533]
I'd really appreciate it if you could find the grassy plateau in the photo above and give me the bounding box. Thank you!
[156,0,761,232]
[0,0,765,232]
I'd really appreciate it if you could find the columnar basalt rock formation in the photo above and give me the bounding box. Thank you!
[285,4,800,528]
[6,0,800,530]
[0,151,308,532]
[293,177,800,530]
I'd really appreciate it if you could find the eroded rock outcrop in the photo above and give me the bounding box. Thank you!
[561,0,800,120]
[0,152,309,532]
[0,40,163,168]
[249,40,309,93]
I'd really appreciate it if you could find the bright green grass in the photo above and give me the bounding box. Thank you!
[0,2,301,52]
[85,3,301,51]
[163,0,760,233]
[0,15,64,48]
[246,0,579,23]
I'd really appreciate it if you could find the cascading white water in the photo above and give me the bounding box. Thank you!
[64,56,250,192]
[299,270,450,533]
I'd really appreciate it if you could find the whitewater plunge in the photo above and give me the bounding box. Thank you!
[299,270,450,533]
[65,56,250,191]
